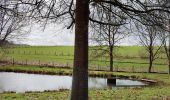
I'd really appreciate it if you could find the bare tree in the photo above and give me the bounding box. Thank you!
[90,19,127,71]
[160,31,170,74]
[136,23,163,73]
[163,22,170,74]
[158,13,170,74]
[0,0,29,46]
[89,2,128,71]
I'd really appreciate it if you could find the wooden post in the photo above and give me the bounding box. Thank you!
[25,59,27,65]
[52,61,54,66]
[12,58,14,65]
[39,60,40,66]
[132,66,134,73]
[66,62,69,67]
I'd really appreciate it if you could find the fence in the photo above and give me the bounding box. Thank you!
[0,57,168,74]
[1,49,168,74]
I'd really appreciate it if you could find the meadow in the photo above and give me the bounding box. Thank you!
[1,45,168,73]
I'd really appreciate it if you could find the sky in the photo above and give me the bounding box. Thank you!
[12,23,139,46]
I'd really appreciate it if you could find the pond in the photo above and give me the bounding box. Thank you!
[0,72,146,93]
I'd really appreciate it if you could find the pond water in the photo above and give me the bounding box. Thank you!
[0,72,146,93]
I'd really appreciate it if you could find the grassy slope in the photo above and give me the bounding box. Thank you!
[0,65,170,100]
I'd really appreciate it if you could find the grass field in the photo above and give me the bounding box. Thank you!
[1,46,168,72]
[0,46,168,73]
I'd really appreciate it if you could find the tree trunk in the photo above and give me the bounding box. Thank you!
[169,42,170,74]
[168,34,170,74]
[148,47,153,73]
[148,58,153,73]
[168,61,170,74]
[109,46,113,71]
[168,19,170,74]
[71,0,89,100]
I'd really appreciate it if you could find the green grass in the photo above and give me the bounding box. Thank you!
[0,65,73,75]
[0,90,70,100]
[0,87,170,100]
[1,46,168,73]
[0,65,170,100]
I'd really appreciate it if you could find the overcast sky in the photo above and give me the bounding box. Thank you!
[12,23,138,46]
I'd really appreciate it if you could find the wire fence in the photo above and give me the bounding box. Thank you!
[0,57,168,74]
[0,49,168,74]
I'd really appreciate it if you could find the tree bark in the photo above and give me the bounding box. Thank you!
[168,61,170,74]
[168,19,170,74]
[109,46,113,71]
[148,57,153,73]
[168,43,170,74]
[148,47,153,73]
[168,34,170,74]
[71,0,89,100]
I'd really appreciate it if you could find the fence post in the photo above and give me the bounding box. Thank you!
[12,58,14,66]
[39,60,40,66]
[66,62,69,67]
[53,61,55,66]
[25,59,27,65]
[132,66,134,73]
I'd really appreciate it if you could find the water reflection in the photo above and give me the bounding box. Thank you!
[0,72,146,93]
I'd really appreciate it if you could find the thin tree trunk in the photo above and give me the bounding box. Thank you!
[148,47,153,73]
[168,61,170,74]
[168,19,170,74]
[148,58,153,73]
[168,35,170,74]
[168,46,170,74]
[109,46,113,71]
[71,0,89,100]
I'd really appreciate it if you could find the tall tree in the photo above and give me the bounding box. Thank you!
[136,23,162,73]
[159,13,170,74]
[90,21,127,71]
[90,3,127,72]
[71,0,89,100]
